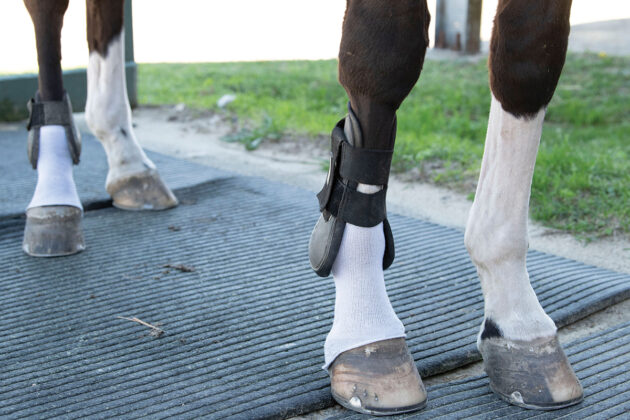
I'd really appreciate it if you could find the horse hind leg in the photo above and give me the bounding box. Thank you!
[465,0,582,409]
[310,0,430,414]
[22,0,85,257]
[85,0,177,210]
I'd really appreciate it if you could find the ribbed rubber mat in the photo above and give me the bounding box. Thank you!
[1,177,629,419]
[329,321,630,419]
[0,128,228,218]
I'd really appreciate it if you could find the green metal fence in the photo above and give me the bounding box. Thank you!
[0,0,136,119]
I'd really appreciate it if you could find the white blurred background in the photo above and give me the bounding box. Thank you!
[1,0,628,73]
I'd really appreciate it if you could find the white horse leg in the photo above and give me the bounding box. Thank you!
[85,1,177,210]
[465,0,581,409]
[465,96,556,342]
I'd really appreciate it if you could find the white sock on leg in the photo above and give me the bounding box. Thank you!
[323,184,405,369]
[27,125,82,210]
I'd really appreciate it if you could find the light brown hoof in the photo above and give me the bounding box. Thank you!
[479,335,583,410]
[107,169,178,211]
[329,338,427,416]
[23,206,85,257]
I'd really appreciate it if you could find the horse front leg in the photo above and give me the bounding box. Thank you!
[22,0,85,257]
[465,0,583,409]
[309,0,430,414]
[85,0,177,210]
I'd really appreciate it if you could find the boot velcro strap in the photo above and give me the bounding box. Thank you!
[327,179,387,227]
[316,123,346,213]
[26,98,73,131]
[316,118,392,228]
[338,142,393,185]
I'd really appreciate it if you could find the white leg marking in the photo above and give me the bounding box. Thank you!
[27,125,82,210]
[465,95,556,342]
[85,30,155,189]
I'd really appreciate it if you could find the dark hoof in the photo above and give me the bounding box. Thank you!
[329,338,427,415]
[107,169,178,211]
[23,206,85,257]
[479,335,583,410]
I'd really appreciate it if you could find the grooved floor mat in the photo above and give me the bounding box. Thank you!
[330,321,630,419]
[0,128,228,218]
[1,177,629,419]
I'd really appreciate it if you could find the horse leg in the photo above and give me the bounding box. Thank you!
[22,0,85,257]
[465,0,583,409]
[85,0,177,210]
[310,0,430,414]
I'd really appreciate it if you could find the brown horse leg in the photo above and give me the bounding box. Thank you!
[23,0,68,101]
[22,0,85,257]
[85,0,177,211]
[465,0,582,410]
[339,0,430,150]
[315,1,431,415]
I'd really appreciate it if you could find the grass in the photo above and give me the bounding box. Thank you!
[0,99,28,121]
[136,53,628,239]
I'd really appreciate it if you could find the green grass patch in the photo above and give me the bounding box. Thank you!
[0,99,28,122]
[138,53,630,239]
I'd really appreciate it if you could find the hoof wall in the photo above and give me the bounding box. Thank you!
[107,169,178,211]
[479,335,583,410]
[329,338,427,415]
[23,206,85,257]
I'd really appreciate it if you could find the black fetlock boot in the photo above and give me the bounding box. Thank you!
[309,104,395,277]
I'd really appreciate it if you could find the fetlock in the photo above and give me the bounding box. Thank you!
[85,100,154,184]
[474,259,557,344]
[466,205,555,342]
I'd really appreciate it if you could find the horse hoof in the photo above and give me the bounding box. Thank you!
[329,338,427,415]
[23,206,85,257]
[479,335,583,410]
[107,169,178,211]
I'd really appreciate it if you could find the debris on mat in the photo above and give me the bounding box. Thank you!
[163,263,195,273]
[117,316,165,338]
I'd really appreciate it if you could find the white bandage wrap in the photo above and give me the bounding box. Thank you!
[323,212,405,369]
[27,125,82,211]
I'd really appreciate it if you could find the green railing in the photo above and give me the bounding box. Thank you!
[0,0,136,116]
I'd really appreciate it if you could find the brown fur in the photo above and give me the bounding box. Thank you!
[24,0,69,101]
[26,0,572,137]
[338,0,430,149]
[86,0,125,57]
[489,0,572,117]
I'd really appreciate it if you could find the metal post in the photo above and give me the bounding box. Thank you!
[434,0,482,54]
